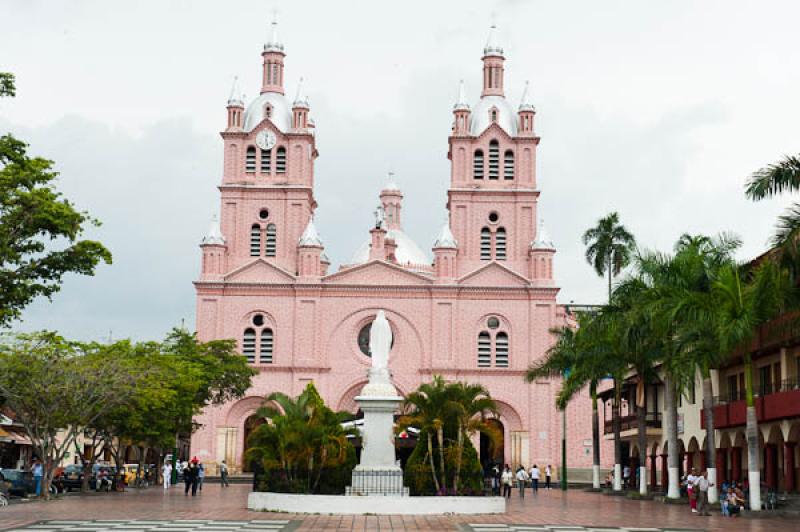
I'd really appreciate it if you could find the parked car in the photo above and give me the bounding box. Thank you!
[0,469,35,497]
[58,464,86,492]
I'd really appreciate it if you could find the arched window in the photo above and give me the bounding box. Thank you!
[265,223,277,257]
[245,146,256,173]
[261,149,271,174]
[242,328,256,363]
[473,150,484,179]
[480,227,492,260]
[488,140,499,179]
[276,147,286,173]
[259,329,274,364]
[495,332,509,367]
[491,109,498,122]
[495,227,507,260]
[265,104,273,118]
[250,224,261,256]
[478,332,491,368]
[504,150,514,179]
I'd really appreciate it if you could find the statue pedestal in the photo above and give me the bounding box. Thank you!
[346,388,408,496]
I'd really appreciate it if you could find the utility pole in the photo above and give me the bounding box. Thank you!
[561,404,568,490]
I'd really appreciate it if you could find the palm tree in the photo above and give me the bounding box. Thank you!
[583,212,637,302]
[746,154,800,255]
[399,375,451,492]
[447,382,499,492]
[712,260,790,511]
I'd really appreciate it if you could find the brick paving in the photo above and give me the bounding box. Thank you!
[0,485,796,531]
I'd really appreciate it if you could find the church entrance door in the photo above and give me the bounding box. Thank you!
[242,414,265,473]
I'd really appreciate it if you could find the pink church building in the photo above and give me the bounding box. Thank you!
[192,22,606,477]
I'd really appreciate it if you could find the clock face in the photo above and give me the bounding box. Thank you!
[256,130,276,151]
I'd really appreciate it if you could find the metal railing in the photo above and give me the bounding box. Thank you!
[347,469,405,496]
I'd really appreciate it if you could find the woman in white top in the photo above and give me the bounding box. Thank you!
[530,464,541,493]
[501,465,513,498]
[545,464,552,490]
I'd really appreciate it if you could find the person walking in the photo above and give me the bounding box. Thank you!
[544,464,552,490]
[686,468,698,513]
[32,459,43,497]
[183,461,196,496]
[696,470,714,516]
[515,466,529,497]
[162,461,172,490]
[530,464,540,494]
[220,460,230,488]
[623,464,631,489]
[197,462,205,492]
[501,464,513,498]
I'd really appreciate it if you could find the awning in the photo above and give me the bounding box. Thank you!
[1,427,32,446]
[0,427,11,440]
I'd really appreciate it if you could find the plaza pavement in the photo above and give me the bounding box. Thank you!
[0,484,796,531]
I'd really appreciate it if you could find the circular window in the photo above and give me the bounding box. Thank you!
[487,317,500,329]
[488,212,499,223]
[358,322,395,357]
[252,314,264,327]
[259,209,269,220]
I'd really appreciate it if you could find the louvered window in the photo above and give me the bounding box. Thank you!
[495,227,507,260]
[242,329,256,364]
[495,332,509,367]
[480,227,491,260]
[478,332,491,368]
[250,224,261,256]
[260,329,273,364]
[261,149,271,174]
[473,150,484,179]
[276,147,286,173]
[504,150,514,179]
[246,146,256,173]
[488,140,499,179]
[265,224,277,257]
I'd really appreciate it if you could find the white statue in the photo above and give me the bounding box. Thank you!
[368,310,392,371]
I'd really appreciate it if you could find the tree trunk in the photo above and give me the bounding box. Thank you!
[436,425,446,492]
[427,432,440,493]
[453,426,464,493]
[663,376,680,499]
[612,380,622,491]
[701,371,718,503]
[744,354,761,511]
[137,445,146,487]
[591,382,601,489]
[636,402,648,495]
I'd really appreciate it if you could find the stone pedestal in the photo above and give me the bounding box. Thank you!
[346,367,408,496]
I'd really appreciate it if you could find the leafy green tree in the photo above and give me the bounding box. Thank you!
[0,333,148,499]
[447,381,499,492]
[0,74,111,326]
[583,212,637,302]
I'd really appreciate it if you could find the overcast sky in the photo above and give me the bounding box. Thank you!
[1,0,798,342]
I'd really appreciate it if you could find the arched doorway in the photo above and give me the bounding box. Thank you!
[480,418,505,471]
[242,414,266,473]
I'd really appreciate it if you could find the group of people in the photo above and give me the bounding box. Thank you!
[684,468,745,517]
[490,463,553,498]
[159,457,231,494]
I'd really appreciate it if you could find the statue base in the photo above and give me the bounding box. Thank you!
[346,466,409,496]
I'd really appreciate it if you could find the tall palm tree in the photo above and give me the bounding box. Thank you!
[746,154,800,255]
[447,382,499,492]
[712,260,790,511]
[583,212,637,302]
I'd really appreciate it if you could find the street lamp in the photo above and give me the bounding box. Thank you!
[561,368,570,491]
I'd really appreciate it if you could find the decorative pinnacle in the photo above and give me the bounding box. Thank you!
[519,80,535,112]
[454,79,470,111]
[264,12,284,52]
[293,76,309,108]
[484,24,503,57]
[227,76,244,107]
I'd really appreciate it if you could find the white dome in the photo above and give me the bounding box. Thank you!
[243,91,292,133]
[470,95,518,137]
[350,229,430,266]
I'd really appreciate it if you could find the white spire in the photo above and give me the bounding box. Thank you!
[201,214,225,246]
[293,77,309,108]
[484,24,503,57]
[519,80,535,112]
[382,171,400,192]
[320,251,331,263]
[298,218,323,246]
[531,219,555,250]
[264,13,284,53]
[453,79,470,111]
[433,221,458,249]
[227,76,244,107]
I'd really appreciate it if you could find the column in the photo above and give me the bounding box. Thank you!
[731,447,742,482]
[660,454,668,490]
[784,442,796,493]
[649,455,657,490]
[765,444,777,489]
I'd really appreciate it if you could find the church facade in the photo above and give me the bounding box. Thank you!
[192,22,605,476]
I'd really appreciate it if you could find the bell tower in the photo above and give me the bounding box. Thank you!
[446,25,545,280]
